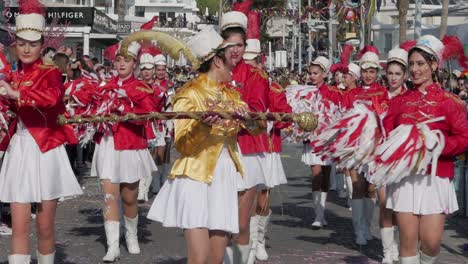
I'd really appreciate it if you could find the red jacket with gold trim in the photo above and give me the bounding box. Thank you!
[347,82,389,113]
[232,60,269,154]
[383,84,468,179]
[2,59,77,152]
[268,82,292,153]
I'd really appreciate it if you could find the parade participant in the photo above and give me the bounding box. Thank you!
[221,5,270,262]
[91,41,157,262]
[0,1,83,262]
[379,46,410,263]
[384,35,468,264]
[296,56,333,230]
[347,46,388,246]
[147,26,261,264]
[241,13,290,260]
[137,52,157,202]
[151,54,174,193]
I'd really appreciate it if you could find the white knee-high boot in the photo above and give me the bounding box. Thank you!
[103,221,120,262]
[400,255,420,264]
[380,227,394,264]
[420,251,439,264]
[8,254,31,264]
[233,243,251,264]
[37,250,55,264]
[247,215,259,264]
[351,199,367,246]
[312,192,327,229]
[124,215,140,254]
[256,210,271,261]
[223,245,234,264]
[363,197,375,240]
[392,225,400,261]
[137,177,147,201]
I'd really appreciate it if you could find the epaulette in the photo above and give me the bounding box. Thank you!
[251,67,268,79]
[270,83,285,94]
[444,92,465,106]
[38,63,58,70]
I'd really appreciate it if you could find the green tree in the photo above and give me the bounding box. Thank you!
[197,0,220,16]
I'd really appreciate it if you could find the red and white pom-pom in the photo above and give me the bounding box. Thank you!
[368,118,445,188]
[310,102,380,170]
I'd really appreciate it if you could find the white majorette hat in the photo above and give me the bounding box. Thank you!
[243,39,261,60]
[154,54,167,66]
[348,63,361,78]
[187,26,235,63]
[16,0,46,42]
[310,56,331,73]
[139,54,155,69]
[387,48,408,67]
[220,11,248,31]
[360,52,380,69]
[412,35,444,62]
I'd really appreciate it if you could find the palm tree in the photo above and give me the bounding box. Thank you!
[397,0,409,43]
[440,0,449,38]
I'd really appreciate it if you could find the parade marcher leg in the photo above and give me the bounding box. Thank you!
[400,255,421,264]
[393,225,400,261]
[344,170,353,211]
[8,254,31,264]
[351,199,367,246]
[121,182,140,254]
[36,250,55,264]
[233,243,251,264]
[256,209,271,261]
[381,227,395,264]
[363,197,376,240]
[246,215,258,264]
[420,251,439,264]
[124,215,140,254]
[137,177,147,202]
[102,221,120,262]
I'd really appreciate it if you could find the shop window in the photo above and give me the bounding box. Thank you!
[135,6,145,17]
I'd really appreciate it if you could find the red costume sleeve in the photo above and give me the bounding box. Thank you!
[19,69,63,108]
[269,83,292,129]
[440,95,468,157]
[243,69,269,112]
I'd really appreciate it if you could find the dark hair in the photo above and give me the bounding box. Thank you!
[53,53,69,74]
[221,27,247,44]
[408,48,440,83]
[198,49,228,73]
[386,60,407,73]
[77,58,92,72]
[91,57,99,64]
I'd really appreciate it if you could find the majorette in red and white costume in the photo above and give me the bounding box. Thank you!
[241,9,290,263]
[151,53,175,193]
[0,1,82,262]
[90,41,157,262]
[370,35,468,263]
[136,47,159,202]
[220,1,270,261]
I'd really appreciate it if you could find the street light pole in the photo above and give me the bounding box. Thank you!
[298,0,302,74]
[414,0,422,39]
[308,0,312,64]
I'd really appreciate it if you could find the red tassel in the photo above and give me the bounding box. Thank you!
[246,11,260,39]
[358,45,379,59]
[399,40,416,52]
[19,0,45,15]
[139,43,162,57]
[330,63,349,74]
[140,16,159,30]
[232,0,253,15]
[442,35,468,68]
[104,43,119,62]
[340,44,353,65]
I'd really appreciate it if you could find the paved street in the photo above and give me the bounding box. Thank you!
[1,143,468,263]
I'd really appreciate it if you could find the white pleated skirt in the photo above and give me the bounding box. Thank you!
[237,151,268,191]
[264,153,287,188]
[147,147,239,233]
[386,174,459,215]
[302,144,330,166]
[91,135,157,184]
[0,122,83,203]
